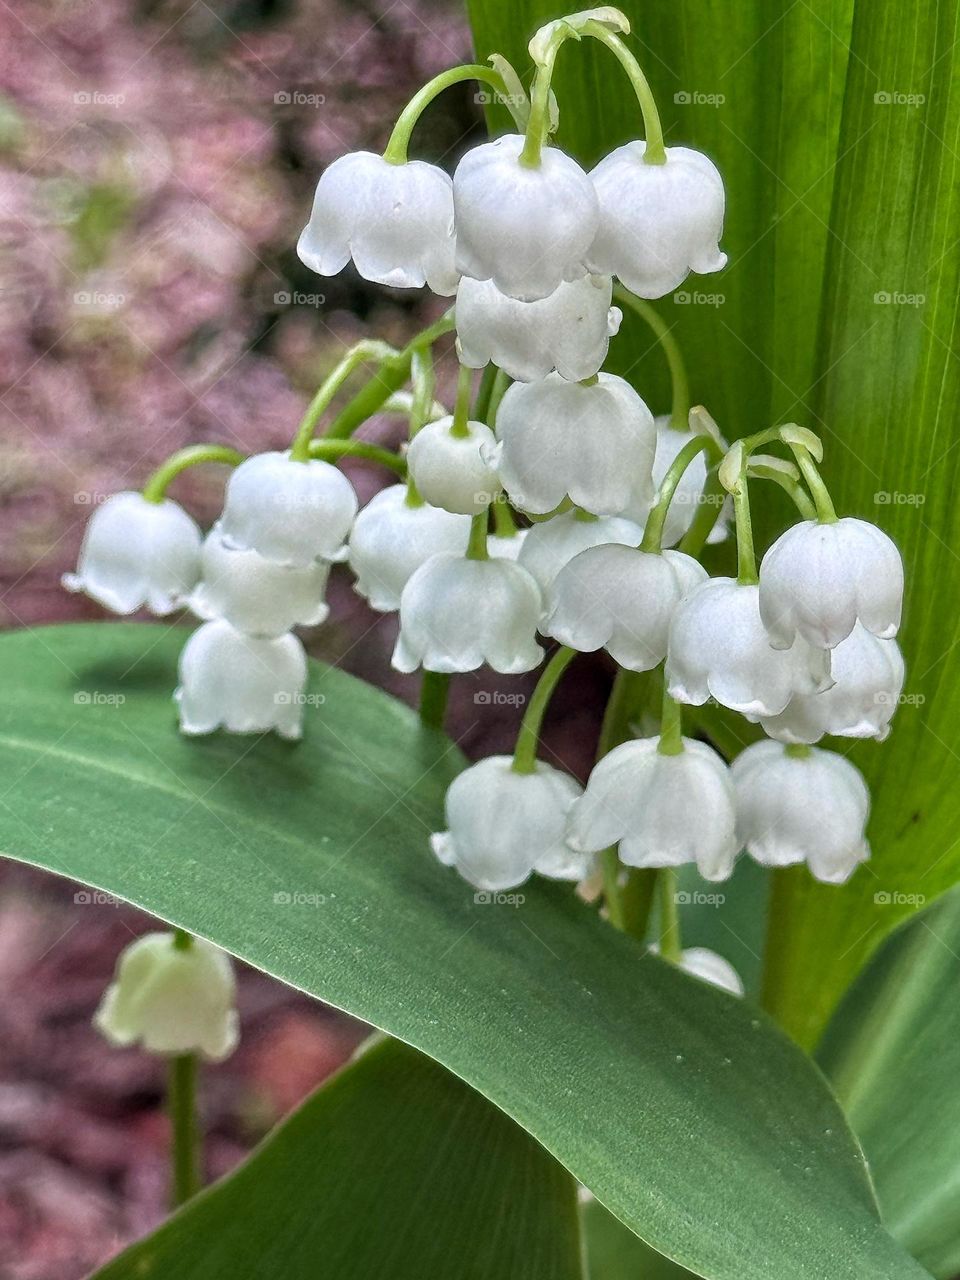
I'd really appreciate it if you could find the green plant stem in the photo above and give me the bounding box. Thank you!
[471,363,499,424]
[519,28,565,167]
[450,364,474,438]
[486,369,511,430]
[290,341,396,460]
[614,287,689,429]
[325,313,455,439]
[168,928,199,1209]
[383,65,512,164]
[658,868,683,963]
[419,671,450,731]
[640,434,722,553]
[466,512,489,560]
[729,460,759,585]
[789,446,838,524]
[142,445,245,504]
[492,498,519,538]
[677,468,725,557]
[785,742,812,759]
[657,688,684,756]
[308,439,406,476]
[748,465,817,521]
[511,646,577,774]
[582,23,666,163]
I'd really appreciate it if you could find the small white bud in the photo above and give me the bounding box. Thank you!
[405,418,502,515]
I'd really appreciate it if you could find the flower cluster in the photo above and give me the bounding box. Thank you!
[68,8,906,989]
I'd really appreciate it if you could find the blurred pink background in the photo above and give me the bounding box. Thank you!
[0,1,615,1274]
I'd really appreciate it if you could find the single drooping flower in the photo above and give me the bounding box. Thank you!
[566,736,738,881]
[651,944,745,996]
[666,578,832,717]
[758,517,904,650]
[586,143,726,298]
[176,620,308,738]
[455,274,621,382]
[347,484,471,612]
[453,133,599,301]
[405,418,502,515]
[495,372,656,516]
[187,525,330,637]
[544,545,706,671]
[625,417,731,546]
[431,756,588,891]
[392,555,543,674]
[219,452,357,568]
[297,152,458,295]
[756,624,905,744]
[732,740,870,884]
[517,510,644,593]
[63,492,201,616]
[94,932,238,1062]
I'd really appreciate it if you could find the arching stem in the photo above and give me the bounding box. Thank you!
[511,646,577,774]
[384,65,519,164]
[142,445,244,504]
[290,341,396,460]
[615,287,690,430]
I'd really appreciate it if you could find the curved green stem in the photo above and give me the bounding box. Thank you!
[614,287,690,430]
[748,463,817,521]
[595,667,647,932]
[657,687,684,756]
[471,363,500,425]
[582,23,665,163]
[405,347,436,508]
[291,341,396,460]
[486,369,511,430]
[492,497,519,539]
[308,438,406,476]
[512,646,576,774]
[658,868,683,963]
[450,364,474,438]
[384,65,513,164]
[785,742,812,760]
[677,468,726,557]
[142,445,244,504]
[325,313,455,440]
[789,446,837,523]
[167,928,200,1208]
[419,671,451,730]
[732,474,758,585]
[640,434,722,553]
[466,511,489,560]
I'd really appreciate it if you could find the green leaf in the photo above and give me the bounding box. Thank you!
[92,1036,582,1280]
[466,0,960,1048]
[583,1198,698,1279]
[818,885,960,1279]
[0,624,929,1280]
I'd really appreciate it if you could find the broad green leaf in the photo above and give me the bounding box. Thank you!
[761,3,960,1047]
[93,1037,582,1280]
[0,623,929,1280]
[818,885,960,1279]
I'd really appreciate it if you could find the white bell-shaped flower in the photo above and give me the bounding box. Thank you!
[455,274,621,383]
[759,517,904,649]
[219,451,357,568]
[625,417,731,546]
[453,133,598,302]
[544,545,706,671]
[756,624,905,744]
[566,736,738,881]
[650,944,744,997]
[392,555,543,674]
[63,491,201,616]
[187,525,330,637]
[347,484,470,612]
[495,372,656,516]
[667,578,832,717]
[176,619,307,739]
[405,418,502,515]
[297,152,457,295]
[94,932,238,1062]
[732,740,870,884]
[431,756,587,891]
[517,510,643,594]
[487,527,528,562]
[586,143,726,298]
